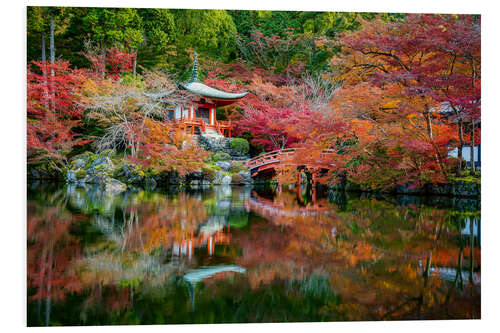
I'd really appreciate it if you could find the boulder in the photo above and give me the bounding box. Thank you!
[85,173,109,185]
[105,178,127,194]
[221,175,232,185]
[190,169,203,179]
[216,161,231,172]
[212,171,225,184]
[145,177,157,190]
[66,170,77,183]
[90,156,114,170]
[72,158,86,169]
[239,170,253,184]
[69,151,95,164]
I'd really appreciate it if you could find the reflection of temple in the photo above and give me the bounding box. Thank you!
[171,186,250,259]
[172,225,231,259]
[461,217,481,246]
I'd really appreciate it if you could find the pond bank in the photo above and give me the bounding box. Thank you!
[327,178,480,199]
[28,150,480,199]
[28,150,258,194]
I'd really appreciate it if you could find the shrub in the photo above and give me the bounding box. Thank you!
[231,173,243,184]
[99,149,116,158]
[70,151,95,163]
[212,152,231,162]
[229,213,248,228]
[75,169,87,179]
[230,138,249,155]
[202,167,217,181]
[228,161,244,173]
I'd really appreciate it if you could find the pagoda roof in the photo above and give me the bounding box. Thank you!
[178,51,248,100]
[178,81,248,100]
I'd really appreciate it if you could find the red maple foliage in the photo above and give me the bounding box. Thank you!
[27,61,89,161]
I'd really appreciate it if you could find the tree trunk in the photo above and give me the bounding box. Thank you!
[133,49,137,77]
[425,110,446,177]
[425,111,433,139]
[41,33,49,111]
[470,119,476,175]
[469,217,474,284]
[100,43,106,79]
[41,33,46,62]
[457,119,464,176]
[49,15,55,64]
[49,15,56,114]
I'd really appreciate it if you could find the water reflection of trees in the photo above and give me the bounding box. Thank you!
[27,183,480,324]
[239,188,480,320]
[27,183,250,325]
[27,203,83,326]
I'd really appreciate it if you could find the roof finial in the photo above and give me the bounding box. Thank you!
[189,51,199,83]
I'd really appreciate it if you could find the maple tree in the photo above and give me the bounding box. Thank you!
[83,44,135,80]
[27,61,89,166]
[80,74,208,176]
[237,28,300,73]
[321,14,481,187]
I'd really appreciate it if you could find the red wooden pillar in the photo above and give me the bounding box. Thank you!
[209,108,215,125]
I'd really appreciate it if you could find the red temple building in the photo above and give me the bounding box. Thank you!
[163,52,248,138]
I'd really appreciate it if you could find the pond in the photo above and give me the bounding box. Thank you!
[27,182,480,326]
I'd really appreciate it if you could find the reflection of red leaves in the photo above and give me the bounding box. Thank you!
[27,205,83,302]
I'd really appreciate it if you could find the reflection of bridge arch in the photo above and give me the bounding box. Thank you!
[183,265,246,312]
[245,148,335,179]
[245,191,333,219]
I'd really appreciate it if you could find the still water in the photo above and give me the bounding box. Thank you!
[27,183,480,325]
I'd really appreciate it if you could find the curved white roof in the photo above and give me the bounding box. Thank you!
[179,81,249,100]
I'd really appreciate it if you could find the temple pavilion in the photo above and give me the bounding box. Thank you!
[162,52,248,138]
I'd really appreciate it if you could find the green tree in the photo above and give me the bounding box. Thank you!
[63,8,143,74]
[171,9,238,76]
[136,8,176,70]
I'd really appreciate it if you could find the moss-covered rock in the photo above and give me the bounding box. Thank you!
[231,173,243,184]
[75,169,87,179]
[212,152,231,162]
[228,161,244,173]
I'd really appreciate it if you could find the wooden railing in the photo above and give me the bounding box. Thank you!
[169,117,232,137]
[245,148,336,171]
[214,120,231,137]
[217,120,232,128]
[245,148,296,170]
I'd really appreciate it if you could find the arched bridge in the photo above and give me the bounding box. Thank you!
[244,148,335,178]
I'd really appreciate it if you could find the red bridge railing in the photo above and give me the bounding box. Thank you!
[245,148,336,171]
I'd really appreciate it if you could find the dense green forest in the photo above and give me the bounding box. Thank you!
[27,7,405,77]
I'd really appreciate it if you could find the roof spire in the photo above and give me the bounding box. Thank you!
[189,51,199,83]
